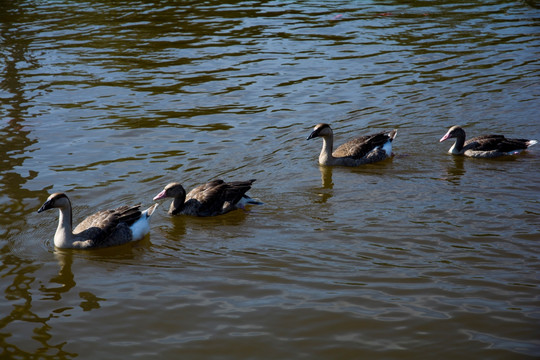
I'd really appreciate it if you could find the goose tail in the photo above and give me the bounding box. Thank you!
[130,203,159,242]
[379,129,397,155]
[143,203,159,218]
[238,195,264,209]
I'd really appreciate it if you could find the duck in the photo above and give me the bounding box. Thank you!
[439,126,538,158]
[307,123,397,166]
[37,192,158,249]
[153,179,263,216]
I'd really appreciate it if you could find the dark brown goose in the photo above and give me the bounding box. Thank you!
[153,179,262,216]
[37,192,158,249]
[307,123,397,166]
[440,126,538,158]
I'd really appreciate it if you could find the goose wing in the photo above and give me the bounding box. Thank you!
[333,131,394,159]
[222,179,255,205]
[186,180,229,216]
[186,179,256,216]
[73,205,142,245]
[187,179,225,195]
[467,135,528,152]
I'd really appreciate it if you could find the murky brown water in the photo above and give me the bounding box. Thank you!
[1,0,540,359]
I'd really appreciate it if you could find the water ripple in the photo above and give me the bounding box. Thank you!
[1,0,540,359]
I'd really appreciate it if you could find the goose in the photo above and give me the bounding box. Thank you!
[307,123,397,166]
[153,179,262,216]
[37,192,158,249]
[439,126,538,158]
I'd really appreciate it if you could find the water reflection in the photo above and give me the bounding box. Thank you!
[441,155,466,185]
[312,165,334,205]
[0,0,41,238]
[319,165,334,189]
[40,251,76,301]
[0,0,539,358]
[161,215,188,241]
[0,246,78,359]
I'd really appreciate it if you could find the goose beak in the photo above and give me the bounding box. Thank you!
[37,200,53,213]
[439,132,450,142]
[153,190,167,201]
[307,130,318,140]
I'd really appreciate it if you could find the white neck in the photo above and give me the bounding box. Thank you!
[448,142,462,155]
[54,206,74,248]
[319,136,334,165]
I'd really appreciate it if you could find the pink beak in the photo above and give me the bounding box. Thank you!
[153,189,167,201]
[439,133,450,142]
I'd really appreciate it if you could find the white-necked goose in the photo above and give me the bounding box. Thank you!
[440,126,538,158]
[153,179,262,217]
[307,123,397,166]
[37,193,158,249]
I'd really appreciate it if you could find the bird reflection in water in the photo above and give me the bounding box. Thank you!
[42,250,106,312]
[441,155,466,185]
[316,165,334,204]
[39,250,76,301]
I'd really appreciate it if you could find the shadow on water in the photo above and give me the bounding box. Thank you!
[157,206,255,241]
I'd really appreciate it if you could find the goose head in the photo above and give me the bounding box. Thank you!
[440,126,465,142]
[38,193,71,213]
[307,123,333,140]
[153,183,186,201]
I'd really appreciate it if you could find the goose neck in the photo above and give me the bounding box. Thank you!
[54,205,74,248]
[451,133,466,154]
[319,135,334,165]
[169,194,186,215]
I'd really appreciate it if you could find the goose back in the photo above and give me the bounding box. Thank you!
[73,205,144,248]
[466,136,530,152]
[184,180,231,216]
[333,130,397,159]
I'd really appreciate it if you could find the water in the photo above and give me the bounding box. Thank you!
[1,0,540,358]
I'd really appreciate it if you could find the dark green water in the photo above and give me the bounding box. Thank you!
[1,1,539,359]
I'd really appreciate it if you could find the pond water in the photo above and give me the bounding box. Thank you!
[1,1,539,359]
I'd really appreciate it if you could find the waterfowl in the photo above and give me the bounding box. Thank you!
[37,192,158,249]
[439,126,538,158]
[153,179,262,216]
[307,123,397,166]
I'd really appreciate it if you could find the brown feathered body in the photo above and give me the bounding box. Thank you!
[71,205,143,247]
[38,193,158,249]
[440,126,537,158]
[153,179,262,217]
[307,123,397,166]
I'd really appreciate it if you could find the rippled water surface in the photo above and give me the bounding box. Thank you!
[1,0,540,359]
